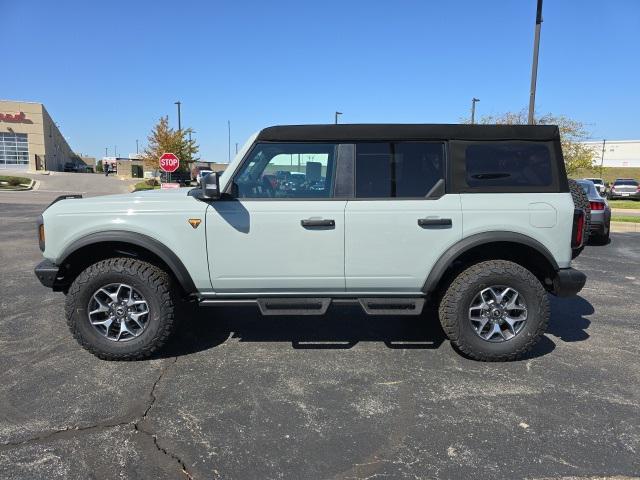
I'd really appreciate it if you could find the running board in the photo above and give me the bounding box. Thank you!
[257,298,331,316]
[358,298,425,315]
[199,297,425,316]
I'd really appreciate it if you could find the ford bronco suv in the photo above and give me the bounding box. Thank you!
[35,124,587,361]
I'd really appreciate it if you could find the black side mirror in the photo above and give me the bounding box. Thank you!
[202,172,221,199]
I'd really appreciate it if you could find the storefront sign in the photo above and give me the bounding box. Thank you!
[0,112,30,123]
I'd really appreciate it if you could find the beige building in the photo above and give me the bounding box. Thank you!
[0,99,83,172]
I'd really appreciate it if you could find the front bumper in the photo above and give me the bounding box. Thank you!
[35,259,60,288]
[553,268,586,297]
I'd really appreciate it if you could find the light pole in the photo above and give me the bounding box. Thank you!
[471,98,480,124]
[174,101,182,131]
[136,139,139,154]
[227,120,231,163]
[600,139,606,177]
[335,111,342,124]
[528,0,543,125]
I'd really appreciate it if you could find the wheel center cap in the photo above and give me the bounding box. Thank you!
[492,308,502,318]
[115,307,126,317]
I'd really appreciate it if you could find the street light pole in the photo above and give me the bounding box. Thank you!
[471,98,480,124]
[528,0,543,125]
[600,139,606,177]
[335,111,342,124]
[174,101,182,131]
[136,139,139,154]
[227,120,231,163]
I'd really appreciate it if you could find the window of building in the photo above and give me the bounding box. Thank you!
[233,143,336,198]
[355,142,444,198]
[0,132,29,169]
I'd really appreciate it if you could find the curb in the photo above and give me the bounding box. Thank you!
[610,221,640,233]
[0,179,36,191]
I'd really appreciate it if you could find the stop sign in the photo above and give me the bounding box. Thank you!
[159,153,179,173]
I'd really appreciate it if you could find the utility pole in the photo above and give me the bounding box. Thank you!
[105,147,108,157]
[235,142,239,154]
[335,111,342,124]
[136,139,139,154]
[600,139,606,177]
[227,120,231,163]
[471,98,480,124]
[528,0,543,125]
[174,101,182,131]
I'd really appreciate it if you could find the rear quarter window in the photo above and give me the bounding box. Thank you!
[450,140,563,193]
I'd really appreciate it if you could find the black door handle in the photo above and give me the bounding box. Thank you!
[418,218,452,227]
[301,219,335,228]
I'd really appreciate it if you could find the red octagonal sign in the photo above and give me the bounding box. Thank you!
[159,152,179,173]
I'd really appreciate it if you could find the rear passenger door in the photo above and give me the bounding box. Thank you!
[344,142,462,292]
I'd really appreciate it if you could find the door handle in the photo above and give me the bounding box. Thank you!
[418,218,452,227]
[301,219,335,228]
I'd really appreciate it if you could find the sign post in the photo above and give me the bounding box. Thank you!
[159,152,179,188]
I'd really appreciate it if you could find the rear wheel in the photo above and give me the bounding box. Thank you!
[65,257,177,360]
[439,260,549,361]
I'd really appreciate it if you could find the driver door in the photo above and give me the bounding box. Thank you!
[205,142,346,293]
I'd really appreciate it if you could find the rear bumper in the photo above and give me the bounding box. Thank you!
[609,192,640,200]
[34,259,60,289]
[553,268,586,297]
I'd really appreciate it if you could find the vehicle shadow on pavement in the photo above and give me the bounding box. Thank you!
[158,303,446,358]
[546,294,592,343]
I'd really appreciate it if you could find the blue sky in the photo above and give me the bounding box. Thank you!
[3,0,639,162]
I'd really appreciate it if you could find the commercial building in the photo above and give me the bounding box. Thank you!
[0,100,85,172]
[581,140,640,168]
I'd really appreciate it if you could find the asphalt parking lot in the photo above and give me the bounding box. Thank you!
[0,185,639,479]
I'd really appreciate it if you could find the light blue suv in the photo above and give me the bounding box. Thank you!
[35,124,587,361]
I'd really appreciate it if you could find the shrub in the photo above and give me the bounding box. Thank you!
[8,177,23,186]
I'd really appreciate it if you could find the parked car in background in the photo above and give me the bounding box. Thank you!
[577,180,611,243]
[583,177,606,196]
[608,178,640,200]
[63,162,78,172]
[196,169,213,186]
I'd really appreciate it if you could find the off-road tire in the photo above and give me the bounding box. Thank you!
[568,178,590,258]
[65,257,176,360]
[438,260,549,362]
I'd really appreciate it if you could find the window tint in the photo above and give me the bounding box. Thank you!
[234,143,336,198]
[614,180,638,186]
[464,142,552,187]
[355,142,444,198]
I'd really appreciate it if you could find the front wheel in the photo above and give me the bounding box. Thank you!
[65,257,177,360]
[439,260,549,361]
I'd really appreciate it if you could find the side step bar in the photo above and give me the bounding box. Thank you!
[199,297,425,316]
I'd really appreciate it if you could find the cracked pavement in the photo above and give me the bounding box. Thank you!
[1,184,639,479]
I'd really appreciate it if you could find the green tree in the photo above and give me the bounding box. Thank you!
[141,116,199,172]
[464,109,596,175]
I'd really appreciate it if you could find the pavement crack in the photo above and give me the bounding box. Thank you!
[133,357,193,479]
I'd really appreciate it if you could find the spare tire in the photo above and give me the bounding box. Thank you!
[568,178,591,258]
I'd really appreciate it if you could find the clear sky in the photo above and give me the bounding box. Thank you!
[3,0,639,162]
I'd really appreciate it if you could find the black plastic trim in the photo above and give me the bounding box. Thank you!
[34,259,59,288]
[57,231,197,293]
[46,194,82,210]
[422,232,560,293]
[553,268,586,297]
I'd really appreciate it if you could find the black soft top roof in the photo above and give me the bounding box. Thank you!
[257,124,560,142]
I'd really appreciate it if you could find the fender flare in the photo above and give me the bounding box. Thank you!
[57,230,197,293]
[422,231,559,293]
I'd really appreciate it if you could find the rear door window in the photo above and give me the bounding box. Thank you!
[355,142,444,198]
[450,140,560,193]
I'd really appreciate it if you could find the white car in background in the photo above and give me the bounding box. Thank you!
[196,169,213,186]
[583,178,606,196]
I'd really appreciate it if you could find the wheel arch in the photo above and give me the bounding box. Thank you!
[56,231,197,295]
[423,232,559,296]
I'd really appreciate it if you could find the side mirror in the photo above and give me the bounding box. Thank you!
[202,172,221,199]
